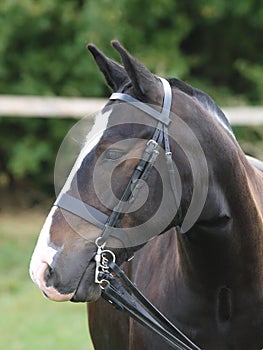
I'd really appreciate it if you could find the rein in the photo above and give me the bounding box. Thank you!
[55,77,202,350]
[94,235,202,350]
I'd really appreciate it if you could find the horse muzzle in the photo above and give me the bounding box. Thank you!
[30,256,101,303]
[30,261,75,301]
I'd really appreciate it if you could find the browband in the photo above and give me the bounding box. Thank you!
[109,77,172,126]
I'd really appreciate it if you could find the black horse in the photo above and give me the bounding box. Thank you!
[30,41,263,350]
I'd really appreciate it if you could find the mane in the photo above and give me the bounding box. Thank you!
[167,78,236,139]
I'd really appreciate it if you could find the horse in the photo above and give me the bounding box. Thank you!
[30,41,263,350]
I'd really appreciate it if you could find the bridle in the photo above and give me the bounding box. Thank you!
[54,77,202,350]
[55,77,178,247]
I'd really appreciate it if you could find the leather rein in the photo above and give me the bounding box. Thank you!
[55,78,202,350]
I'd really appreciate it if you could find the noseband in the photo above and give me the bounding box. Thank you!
[55,77,179,248]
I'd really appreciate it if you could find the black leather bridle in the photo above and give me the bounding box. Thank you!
[55,77,177,247]
[54,77,202,350]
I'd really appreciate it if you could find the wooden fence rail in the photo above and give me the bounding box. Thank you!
[0,95,262,125]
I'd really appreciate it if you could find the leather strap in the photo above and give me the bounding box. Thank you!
[54,193,134,247]
[54,193,108,229]
[100,261,202,350]
[110,77,172,126]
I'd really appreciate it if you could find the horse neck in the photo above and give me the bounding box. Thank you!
[176,154,263,294]
[169,93,263,289]
[223,157,263,281]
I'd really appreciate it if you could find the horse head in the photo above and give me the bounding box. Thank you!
[30,42,181,302]
[30,41,263,314]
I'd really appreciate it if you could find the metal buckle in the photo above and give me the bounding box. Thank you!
[147,139,158,148]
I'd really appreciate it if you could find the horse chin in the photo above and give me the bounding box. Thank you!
[71,262,101,303]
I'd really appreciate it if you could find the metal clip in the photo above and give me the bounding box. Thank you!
[94,238,116,286]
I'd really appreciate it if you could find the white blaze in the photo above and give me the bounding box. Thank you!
[56,109,111,197]
[29,108,111,297]
[29,206,57,284]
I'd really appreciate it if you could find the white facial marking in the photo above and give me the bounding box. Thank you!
[29,206,57,284]
[30,108,111,299]
[29,207,76,301]
[57,109,111,197]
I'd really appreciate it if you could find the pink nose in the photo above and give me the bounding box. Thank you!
[31,262,74,302]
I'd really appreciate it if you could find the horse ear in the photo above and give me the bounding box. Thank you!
[87,44,129,91]
[111,40,162,101]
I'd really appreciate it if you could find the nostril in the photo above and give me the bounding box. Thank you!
[44,265,54,286]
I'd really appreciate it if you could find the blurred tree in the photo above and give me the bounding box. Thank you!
[0,0,262,202]
[180,0,263,102]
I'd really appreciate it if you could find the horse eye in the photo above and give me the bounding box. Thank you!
[105,149,124,160]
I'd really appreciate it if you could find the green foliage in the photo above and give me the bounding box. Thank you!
[233,125,263,159]
[235,60,263,103]
[1,0,262,100]
[0,0,262,198]
[0,117,75,193]
[8,136,49,178]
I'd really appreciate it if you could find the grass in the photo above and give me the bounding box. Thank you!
[0,209,94,350]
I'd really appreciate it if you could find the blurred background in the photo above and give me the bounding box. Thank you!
[0,0,262,349]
